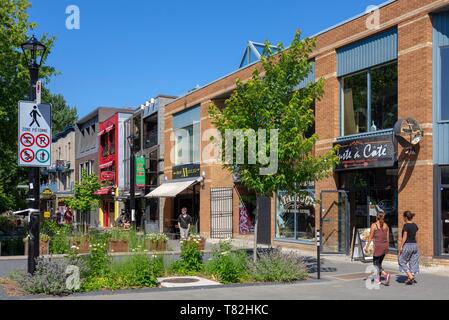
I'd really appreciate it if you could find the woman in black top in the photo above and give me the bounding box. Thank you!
[398,211,420,285]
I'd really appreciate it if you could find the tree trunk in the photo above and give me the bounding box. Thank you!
[253,195,259,263]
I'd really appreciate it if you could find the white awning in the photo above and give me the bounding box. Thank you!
[145,177,202,198]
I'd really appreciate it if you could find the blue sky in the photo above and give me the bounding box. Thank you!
[29,0,386,118]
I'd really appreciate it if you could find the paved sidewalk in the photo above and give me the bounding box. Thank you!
[2,238,449,300]
[39,258,449,300]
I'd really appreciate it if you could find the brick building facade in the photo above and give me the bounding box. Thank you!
[149,0,449,263]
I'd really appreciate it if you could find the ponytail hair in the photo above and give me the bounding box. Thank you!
[403,211,415,221]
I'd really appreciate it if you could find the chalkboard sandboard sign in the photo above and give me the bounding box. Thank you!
[351,228,374,262]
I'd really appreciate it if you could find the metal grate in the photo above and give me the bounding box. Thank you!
[210,188,233,239]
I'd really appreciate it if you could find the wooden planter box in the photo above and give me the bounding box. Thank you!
[39,241,50,255]
[146,241,167,252]
[198,238,206,251]
[70,240,90,254]
[157,241,167,251]
[24,239,50,256]
[109,240,129,253]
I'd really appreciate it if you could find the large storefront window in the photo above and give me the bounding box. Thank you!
[440,167,449,255]
[339,168,398,250]
[371,63,398,130]
[342,62,398,136]
[173,107,200,166]
[343,72,368,135]
[276,191,315,243]
[441,47,449,121]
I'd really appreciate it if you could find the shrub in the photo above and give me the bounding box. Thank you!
[13,257,84,296]
[40,234,51,242]
[128,229,145,253]
[111,254,161,288]
[248,250,308,283]
[0,237,25,256]
[108,229,129,242]
[205,241,249,284]
[41,221,72,255]
[81,254,164,292]
[87,233,110,277]
[169,239,203,275]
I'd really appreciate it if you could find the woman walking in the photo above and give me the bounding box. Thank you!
[399,211,420,285]
[365,210,391,286]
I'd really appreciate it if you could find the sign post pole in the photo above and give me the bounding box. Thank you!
[317,229,321,280]
[28,67,40,275]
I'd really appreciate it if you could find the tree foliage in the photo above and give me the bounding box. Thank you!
[0,0,62,212]
[66,170,101,214]
[42,89,78,134]
[209,31,339,197]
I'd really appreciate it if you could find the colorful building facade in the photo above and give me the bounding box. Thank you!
[97,112,132,228]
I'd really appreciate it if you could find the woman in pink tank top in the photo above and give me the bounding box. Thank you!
[365,211,391,286]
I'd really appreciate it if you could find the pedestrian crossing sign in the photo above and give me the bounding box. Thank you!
[18,101,52,167]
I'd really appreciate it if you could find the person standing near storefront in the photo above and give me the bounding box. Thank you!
[178,207,192,240]
[399,211,420,285]
[365,210,391,286]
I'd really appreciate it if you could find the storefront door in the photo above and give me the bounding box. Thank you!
[175,194,200,233]
[320,191,350,254]
[441,188,449,255]
[339,169,399,251]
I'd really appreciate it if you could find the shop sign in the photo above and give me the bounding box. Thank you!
[136,156,146,187]
[101,171,115,181]
[173,163,200,179]
[41,188,54,200]
[335,134,396,171]
[280,193,315,210]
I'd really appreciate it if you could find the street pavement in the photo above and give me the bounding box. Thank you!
[1,240,449,300]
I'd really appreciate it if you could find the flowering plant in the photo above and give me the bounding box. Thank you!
[40,234,51,242]
[145,233,168,243]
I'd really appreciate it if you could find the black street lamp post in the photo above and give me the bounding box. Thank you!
[21,35,47,274]
[127,135,136,229]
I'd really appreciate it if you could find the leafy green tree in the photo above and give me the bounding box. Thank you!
[66,170,101,233]
[42,90,78,134]
[0,0,56,212]
[209,31,339,260]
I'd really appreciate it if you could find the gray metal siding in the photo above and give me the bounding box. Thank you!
[173,105,201,130]
[337,28,398,77]
[298,61,316,89]
[433,11,449,165]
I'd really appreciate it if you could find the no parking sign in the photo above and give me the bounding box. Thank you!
[18,101,52,167]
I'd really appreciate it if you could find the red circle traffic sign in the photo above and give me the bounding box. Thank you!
[36,134,50,148]
[20,133,35,147]
[20,148,35,163]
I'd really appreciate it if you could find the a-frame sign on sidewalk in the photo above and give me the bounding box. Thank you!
[18,101,52,167]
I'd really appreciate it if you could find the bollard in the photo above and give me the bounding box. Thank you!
[316,230,321,280]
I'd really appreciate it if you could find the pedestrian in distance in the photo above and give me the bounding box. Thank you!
[178,207,192,240]
[399,211,420,285]
[365,210,391,286]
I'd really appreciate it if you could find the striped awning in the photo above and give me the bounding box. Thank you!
[145,177,202,198]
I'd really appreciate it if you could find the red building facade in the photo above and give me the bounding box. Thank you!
[97,114,119,227]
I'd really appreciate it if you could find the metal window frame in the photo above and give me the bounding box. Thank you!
[274,190,316,245]
[340,61,397,137]
[436,165,449,257]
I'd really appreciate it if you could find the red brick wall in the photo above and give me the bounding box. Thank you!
[161,0,449,259]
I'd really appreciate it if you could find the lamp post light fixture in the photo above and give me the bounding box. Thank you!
[127,134,137,228]
[21,35,47,275]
